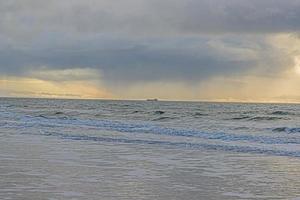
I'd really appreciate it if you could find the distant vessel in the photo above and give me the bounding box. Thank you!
[146,98,158,101]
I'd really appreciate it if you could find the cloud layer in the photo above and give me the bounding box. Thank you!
[0,0,300,101]
[1,0,300,37]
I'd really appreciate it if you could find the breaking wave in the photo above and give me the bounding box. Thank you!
[271,111,293,115]
[272,127,300,134]
[10,115,300,145]
[249,116,287,121]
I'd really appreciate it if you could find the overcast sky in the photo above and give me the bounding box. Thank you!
[1,0,300,102]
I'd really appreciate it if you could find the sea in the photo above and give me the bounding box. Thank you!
[1,98,300,199]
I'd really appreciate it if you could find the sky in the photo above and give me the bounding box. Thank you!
[1,0,300,102]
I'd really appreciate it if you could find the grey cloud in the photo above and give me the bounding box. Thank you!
[0,35,287,83]
[0,0,297,85]
[0,0,300,39]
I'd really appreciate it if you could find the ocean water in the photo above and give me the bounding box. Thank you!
[1,98,300,199]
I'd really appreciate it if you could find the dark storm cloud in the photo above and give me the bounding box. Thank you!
[1,0,299,36]
[0,0,298,83]
[0,35,285,83]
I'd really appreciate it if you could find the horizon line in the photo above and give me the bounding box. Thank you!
[1,96,300,105]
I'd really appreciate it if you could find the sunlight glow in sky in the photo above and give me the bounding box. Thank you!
[294,57,300,75]
[1,0,300,102]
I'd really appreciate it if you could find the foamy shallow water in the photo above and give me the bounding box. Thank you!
[1,98,300,199]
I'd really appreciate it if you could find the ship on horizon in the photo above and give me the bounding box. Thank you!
[146,98,158,101]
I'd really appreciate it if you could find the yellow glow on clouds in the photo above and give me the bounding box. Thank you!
[1,72,300,103]
[113,32,300,103]
[1,34,300,103]
[0,68,112,99]
[0,78,112,99]
[294,56,300,75]
[113,72,300,103]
